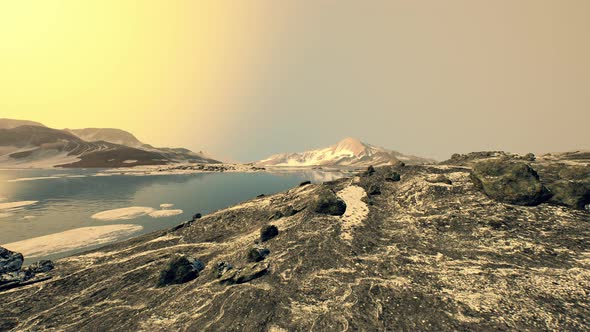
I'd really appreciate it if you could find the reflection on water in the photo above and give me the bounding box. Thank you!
[0,168,347,262]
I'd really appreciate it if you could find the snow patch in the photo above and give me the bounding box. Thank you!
[7,176,61,182]
[160,203,175,209]
[337,185,369,242]
[1,224,144,258]
[91,207,155,221]
[149,209,183,218]
[0,201,38,210]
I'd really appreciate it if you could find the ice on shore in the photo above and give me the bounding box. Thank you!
[160,203,175,209]
[1,224,144,258]
[91,207,156,221]
[0,201,39,210]
[149,209,183,218]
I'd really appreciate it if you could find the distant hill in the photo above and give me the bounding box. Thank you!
[65,128,143,148]
[0,121,221,168]
[257,137,434,167]
[0,119,45,129]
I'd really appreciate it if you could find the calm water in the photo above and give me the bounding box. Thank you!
[0,168,346,262]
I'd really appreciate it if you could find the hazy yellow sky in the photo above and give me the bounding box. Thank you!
[1,1,589,161]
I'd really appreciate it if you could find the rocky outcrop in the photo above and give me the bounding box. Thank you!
[0,247,23,274]
[470,160,552,206]
[310,186,347,215]
[157,256,204,287]
[0,247,53,292]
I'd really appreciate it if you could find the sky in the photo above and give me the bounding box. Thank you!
[1,0,589,162]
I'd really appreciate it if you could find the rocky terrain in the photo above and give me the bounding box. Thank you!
[257,137,434,167]
[0,153,589,331]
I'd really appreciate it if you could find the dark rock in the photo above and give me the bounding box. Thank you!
[257,194,266,198]
[385,172,401,182]
[215,261,233,278]
[367,184,381,195]
[269,210,283,220]
[364,166,376,176]
[282,205,297,217]
[546,180,590,210]
[220,262,270,285]
[299,180,312,187]
[23,260,54,274]
[0,247,23,274]
[310,186,347,216]
[192,213,202,221]
[427,175,453,185]
[247,247,270,262]
[470,160,551,206]
[523,153,536,162]
[260,225,279,242]
[156,256,202,287]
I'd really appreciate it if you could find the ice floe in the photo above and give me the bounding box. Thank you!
[91,207,155,221]
[1,224,144,258]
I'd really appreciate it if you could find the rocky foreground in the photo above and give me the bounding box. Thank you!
[0,153,589,331]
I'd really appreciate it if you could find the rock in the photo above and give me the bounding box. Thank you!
[0,247,23,274]
[427,175,452,185]
[470,160,551,206]
[247,247,270,262]
[260,225,279,242]
[364,166,376,176]
[546,180,590,210]
[257,194,266,198]
[156,256,202,287]
[220,262,270,285]
[215,261,233,278]
[269,210,283,220]
[299,180,312,187]
[385,172,401,182]
[23,260,54,274]
[192,213,202,221]
[367,184,381,195]
[282,205,297,217]
[310,186,347,216]
[523,153,536,162]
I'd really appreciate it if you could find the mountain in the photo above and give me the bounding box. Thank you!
[257,137,434,167]
[0,122,220,168]
[1,156,589,331]
[65,128,143,148]
[0,119,45,129]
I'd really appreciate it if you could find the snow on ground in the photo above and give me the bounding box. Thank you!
[160,203,175,209]
[149,209,183,218]
[7,176,61,182]
[1,224,144,258]
[337,185,369,242]
[0,201,38,210]
[91,207,155,221]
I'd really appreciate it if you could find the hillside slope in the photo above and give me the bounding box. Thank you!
[1,157,588,331]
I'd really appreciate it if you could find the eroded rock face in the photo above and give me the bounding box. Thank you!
[470,160,552,206]
[310,186,347,215]
[0,247,23,274]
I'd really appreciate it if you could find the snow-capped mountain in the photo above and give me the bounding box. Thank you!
[257,137,434,167]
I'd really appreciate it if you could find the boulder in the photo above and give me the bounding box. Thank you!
[299,180,312,187]
[0,247,23,274]
[470,160,551,206]
[385,172,401,182]
[367,184,381,196]
[23,260,54,274]
[364,166,376,176]
[546,180,590,210]
[260,225,279,242]
[310,187,347,216]
[156,256,203,287]
[427,175,452,185]
[219,262,270,285]
[215,261,233,278]
[247,247,270,262]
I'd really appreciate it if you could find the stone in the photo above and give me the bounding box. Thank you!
[367,184,381,195]
[470,160,552,206]
[156,256,202,287]
[385,172,401,182]
[247,247,270,262]
[546,180,590,210]
[299,180,312,187]
[215,261,233,278]
[23,260,54,274]
[260,225,279,242]
[0,247,23,274]
[427,175,452,185]
[220,262,270,285]
[364,166,376,176]
[310,186,347,216]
